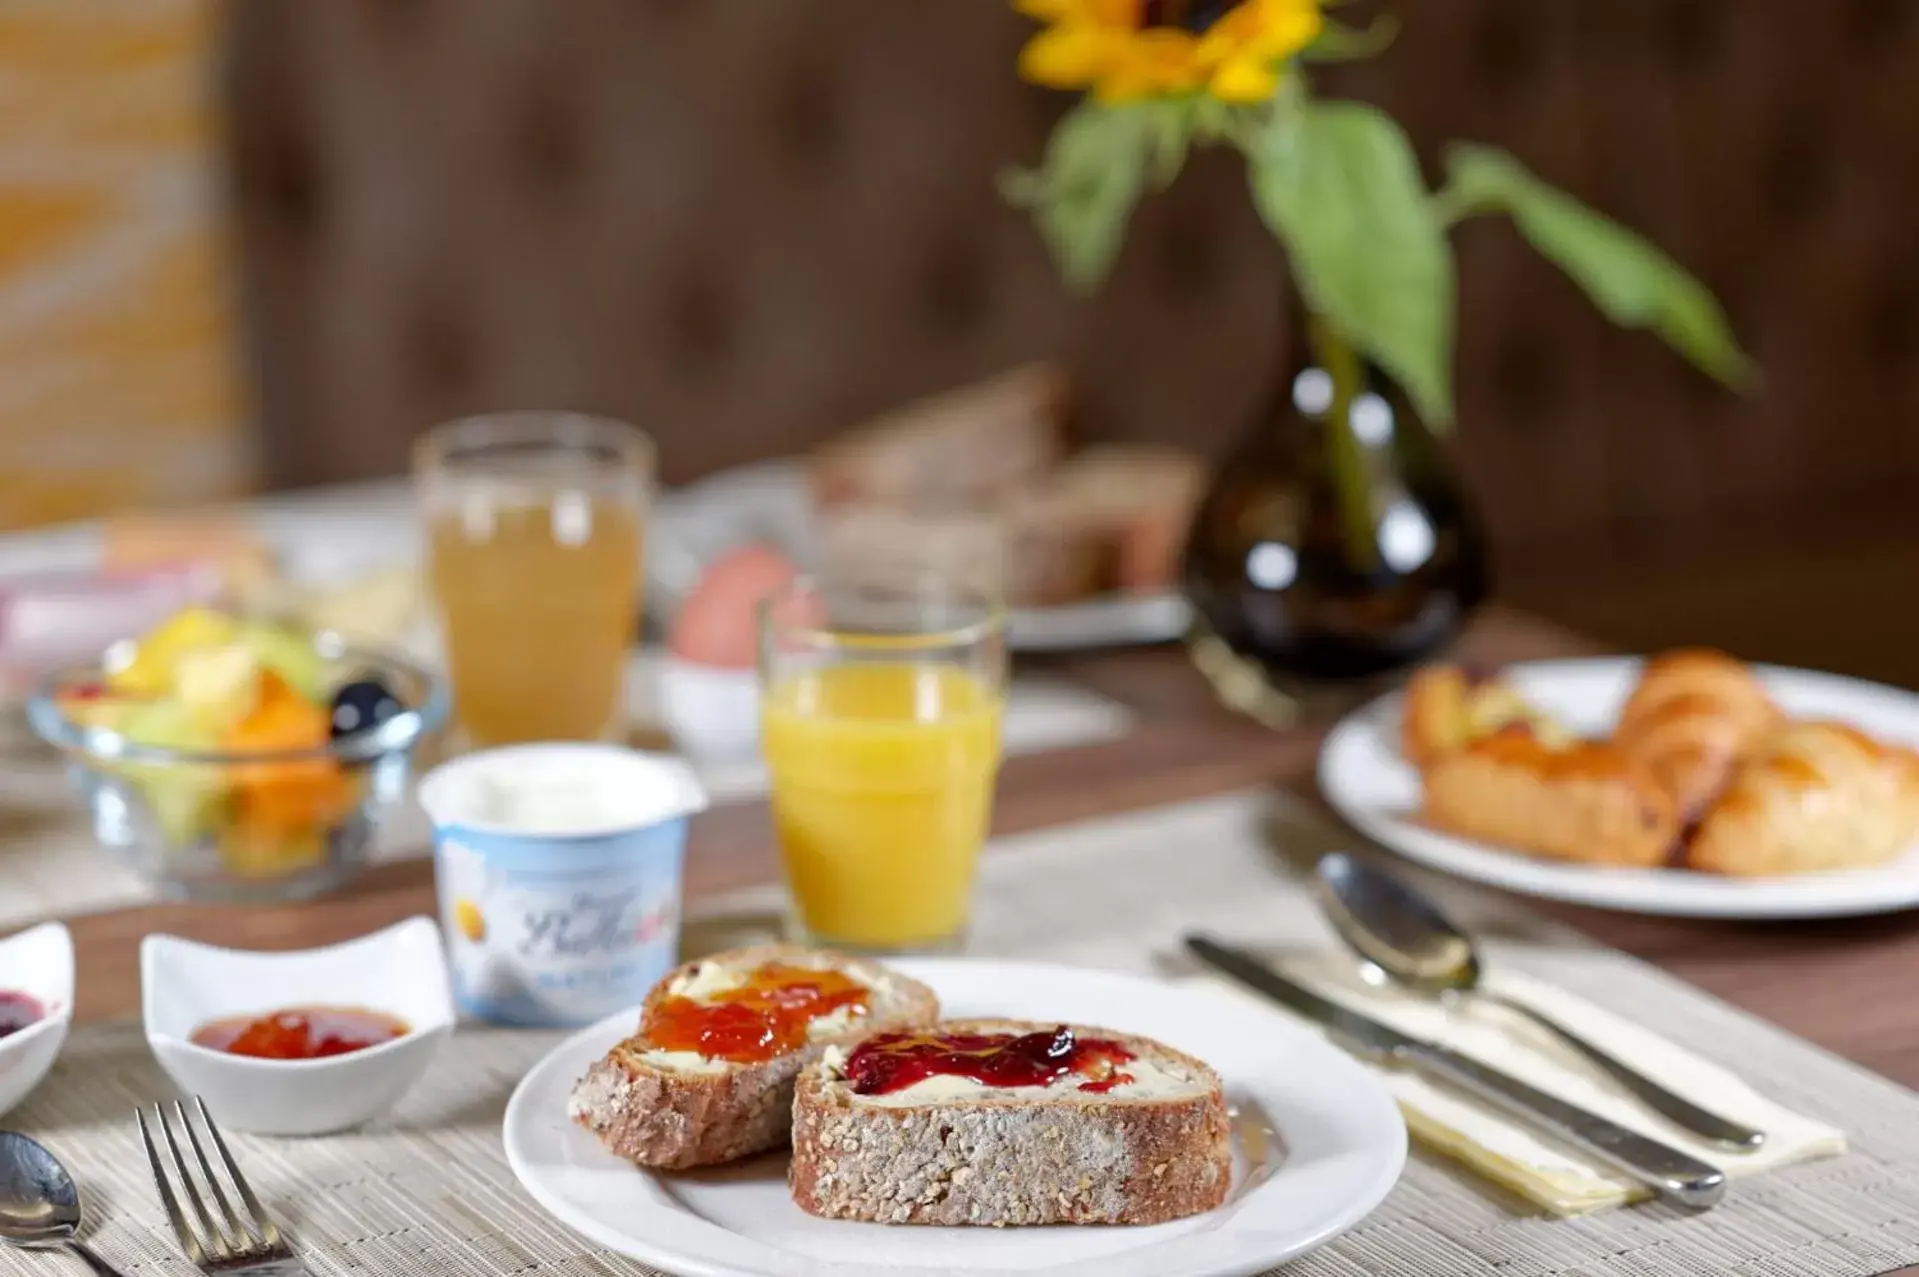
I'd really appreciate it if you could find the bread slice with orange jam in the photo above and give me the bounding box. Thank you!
[568,945,938,1170]
[790,1019,1232,1226]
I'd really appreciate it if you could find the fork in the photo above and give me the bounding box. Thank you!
[136,1099,306,1275]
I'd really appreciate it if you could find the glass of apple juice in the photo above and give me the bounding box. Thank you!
[415,412,652,748]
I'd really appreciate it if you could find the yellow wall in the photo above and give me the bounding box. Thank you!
[0,0,252,529]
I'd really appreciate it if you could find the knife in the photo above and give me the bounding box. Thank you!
[1185,934,1727,1209]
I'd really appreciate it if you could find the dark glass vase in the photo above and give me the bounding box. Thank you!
[1181,310,1489,726]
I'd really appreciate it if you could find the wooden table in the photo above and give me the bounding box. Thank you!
[59,605,1919,1092]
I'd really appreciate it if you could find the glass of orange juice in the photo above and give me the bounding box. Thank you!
[415,412,651,748]
[759,576,1007,953]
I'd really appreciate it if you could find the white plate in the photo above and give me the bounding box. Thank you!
[646,462,1190,652]
[502,958,1405,1277]
[1320,656,1919,919]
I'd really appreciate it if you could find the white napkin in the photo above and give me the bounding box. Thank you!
[1197,951,1846,1215]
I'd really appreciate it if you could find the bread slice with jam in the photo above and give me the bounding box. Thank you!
[568,945,939,1171]
[790,1019,1232,1226]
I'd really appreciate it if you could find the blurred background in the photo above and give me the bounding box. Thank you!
[6,0,1918,682]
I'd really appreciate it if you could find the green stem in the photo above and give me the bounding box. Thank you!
[1307,314,1380,569]
[1429,183,1485,229]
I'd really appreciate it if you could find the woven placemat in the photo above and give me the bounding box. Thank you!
[7,791,1919,1276]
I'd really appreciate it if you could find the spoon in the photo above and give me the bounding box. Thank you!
[1314,852,1766,1151]
[0,1132,129,1276]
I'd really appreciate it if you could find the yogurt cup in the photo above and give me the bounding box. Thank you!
[417,744,707,1027]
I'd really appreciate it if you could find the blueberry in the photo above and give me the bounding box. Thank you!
[330,676,404,739]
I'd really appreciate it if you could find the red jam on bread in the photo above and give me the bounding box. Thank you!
[191,1007,408,1059]
[643,963,869,1064]
[845,1025,1136,1096]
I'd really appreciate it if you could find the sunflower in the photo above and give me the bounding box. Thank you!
[1017,0,1323,104]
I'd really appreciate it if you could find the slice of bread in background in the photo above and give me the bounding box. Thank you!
[569,945,939,1171]
[1044,445,1205,593]
[810,363,1068,511]
[790,1018,1232,1226]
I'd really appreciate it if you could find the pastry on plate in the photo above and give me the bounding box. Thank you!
[1614,649,1778,824]
[1401,664,1570,771]
[1687,721,1919,875]
[1421,726,1679,867]
[790,1019,1231,1226]
[568,945,938,1170]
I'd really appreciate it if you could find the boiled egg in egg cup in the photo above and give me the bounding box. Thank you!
[657,545,795,761]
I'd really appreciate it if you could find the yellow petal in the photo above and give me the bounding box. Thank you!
[1209,54,1280,103]
[1248,0,1323,54]
[1014,0,1081,20]
[1019,24,1113,88]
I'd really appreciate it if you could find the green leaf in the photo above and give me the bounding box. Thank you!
[1245,100,1456,425]
[1302,13,1400,62]
[1002,101,1199,293]
[1142,99,1196,189]
[1438,144,1755,389]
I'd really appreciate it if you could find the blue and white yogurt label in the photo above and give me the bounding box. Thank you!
[419,745,707,1028]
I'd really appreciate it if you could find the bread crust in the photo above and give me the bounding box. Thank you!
[568,945,939,1171]
[809,363,1067,510]
[789,1019,1231,1226]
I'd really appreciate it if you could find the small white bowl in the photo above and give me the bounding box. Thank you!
[142,918,454,1136]
[0,923,74,1120]
[658,656,761,761]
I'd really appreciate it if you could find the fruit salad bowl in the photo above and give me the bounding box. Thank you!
[27,615,448,903]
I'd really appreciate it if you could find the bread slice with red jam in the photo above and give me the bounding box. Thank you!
[790,1019,1232,1226]
[568,945,939,1171]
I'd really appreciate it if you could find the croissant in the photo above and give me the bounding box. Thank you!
[1421,726,1680,867]
[1686,721,1919,875]
[1614,649,1778,824]
[1401,664,1571,771]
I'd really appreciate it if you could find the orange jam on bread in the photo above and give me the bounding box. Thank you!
[845,1026,1136,1096]
[642,964,869,1063]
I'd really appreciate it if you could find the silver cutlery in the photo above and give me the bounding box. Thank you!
[0,1132,129,1276]
[1315,851,1765,1151]
[1185,933,1728,1209]
[137,1098,306,1275]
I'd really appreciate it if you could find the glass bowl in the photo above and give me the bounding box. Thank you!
[26,634,448,903]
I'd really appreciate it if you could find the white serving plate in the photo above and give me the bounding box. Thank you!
[646,461,1190,652]
[1320,656,1919,919]
[503,957,1404,1277]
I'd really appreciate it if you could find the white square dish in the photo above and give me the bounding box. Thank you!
[0,922,74,1120]
[142,917,455,1136]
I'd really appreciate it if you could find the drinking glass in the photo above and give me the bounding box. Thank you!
[758,576,1007,953]
[415,412,652,747]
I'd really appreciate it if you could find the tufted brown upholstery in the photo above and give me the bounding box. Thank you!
[227,0,1919,611]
